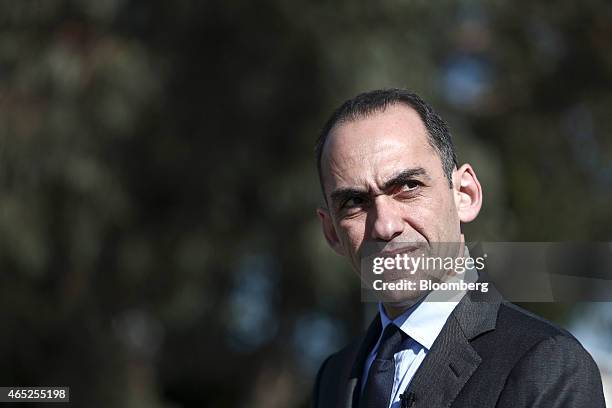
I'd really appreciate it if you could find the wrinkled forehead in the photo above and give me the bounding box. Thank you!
[320,104,439,195]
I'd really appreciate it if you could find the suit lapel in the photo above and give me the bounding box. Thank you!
[341,280,502,408]
[403,311,482,408]
[404,286,501,408]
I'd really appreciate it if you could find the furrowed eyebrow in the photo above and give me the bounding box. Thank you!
[382,168,430,191]
[329,188,369,210]
[327,168,430,210]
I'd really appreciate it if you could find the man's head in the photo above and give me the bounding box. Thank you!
[315,89,483,308]
[316,89,458,193]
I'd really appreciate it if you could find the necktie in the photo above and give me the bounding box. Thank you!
[361,324,406,408]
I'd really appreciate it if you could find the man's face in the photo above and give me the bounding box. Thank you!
[319,104,463,280]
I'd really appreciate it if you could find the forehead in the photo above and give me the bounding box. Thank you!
[321,104,438,193]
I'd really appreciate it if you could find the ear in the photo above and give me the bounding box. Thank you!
[316,207,346,256]
[452,164,483,223]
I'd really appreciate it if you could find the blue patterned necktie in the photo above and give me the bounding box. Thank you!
[361,324,407,408]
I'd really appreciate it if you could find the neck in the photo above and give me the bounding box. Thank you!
[382,298,419,319]
[383,236,468,319]
[382,303,408,320]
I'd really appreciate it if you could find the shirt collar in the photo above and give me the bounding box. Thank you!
[378,296,458,350]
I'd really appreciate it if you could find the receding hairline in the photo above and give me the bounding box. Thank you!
[318,101,438,195]
[323,100,425,142]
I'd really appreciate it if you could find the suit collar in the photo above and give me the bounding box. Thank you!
[403,281,502,408]
[452,279,501,340]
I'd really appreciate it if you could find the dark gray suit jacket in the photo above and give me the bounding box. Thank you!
[312,285,606,408]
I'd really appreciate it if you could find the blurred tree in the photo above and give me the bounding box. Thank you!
[0,0,610,407]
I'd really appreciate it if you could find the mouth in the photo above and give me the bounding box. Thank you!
[365,243,430,281]
[359,240,428,259]
[378,245,421,257]
[380,272,412,283]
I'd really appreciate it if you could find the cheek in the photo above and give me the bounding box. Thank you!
[337,217,366,250]
[403,208,433,240]
[427,192,460,238]
[405,193,457,240]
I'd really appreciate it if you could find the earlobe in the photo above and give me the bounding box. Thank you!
[316,207,346,256]
[453,164,483,223]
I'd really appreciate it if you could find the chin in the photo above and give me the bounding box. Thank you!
[381,289,428,307]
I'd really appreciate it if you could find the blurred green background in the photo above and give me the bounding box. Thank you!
[1,0,611,407]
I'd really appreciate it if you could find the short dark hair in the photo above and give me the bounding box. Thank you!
[315,88,458,199]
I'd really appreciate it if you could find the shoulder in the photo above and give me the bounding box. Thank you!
[494,302,602,386]
[496,302,573,339]
[493,304,605,406]
[469,300,599,373]
[459,299,605,406]
[498,301,596,362]
[312,338,361,408]
[314,337,361,382]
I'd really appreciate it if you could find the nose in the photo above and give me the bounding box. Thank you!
[368,196,405,242]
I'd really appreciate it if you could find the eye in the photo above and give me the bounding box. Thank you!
[400,181,420,192]
[343,196,365,208]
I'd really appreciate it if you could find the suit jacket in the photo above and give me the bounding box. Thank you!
[312,284,606,408]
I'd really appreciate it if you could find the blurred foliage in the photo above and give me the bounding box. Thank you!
[0,0,611,407]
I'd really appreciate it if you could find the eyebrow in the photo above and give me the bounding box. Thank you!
[328,167,430,210]
[382,167,430,190]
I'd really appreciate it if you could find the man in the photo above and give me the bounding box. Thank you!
[312,89,605,408]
